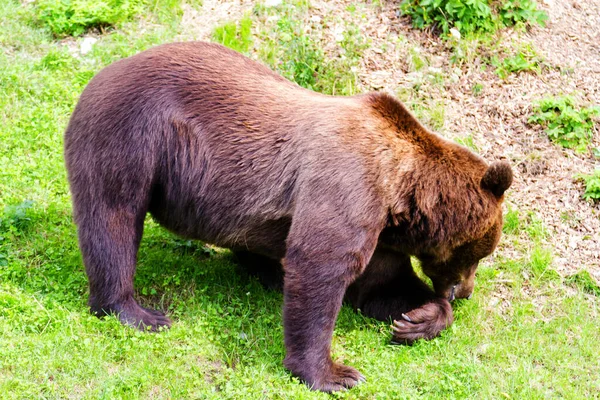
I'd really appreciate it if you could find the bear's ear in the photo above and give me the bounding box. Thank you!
[481,161,513,198]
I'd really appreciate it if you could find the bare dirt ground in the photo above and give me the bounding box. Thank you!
[179,0,600,279]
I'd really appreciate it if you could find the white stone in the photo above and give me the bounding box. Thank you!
[333,26,345,42]
[449,28,461,40]
[80,37,97,55]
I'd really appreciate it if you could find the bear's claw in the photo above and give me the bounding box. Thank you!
[390,299,454,344]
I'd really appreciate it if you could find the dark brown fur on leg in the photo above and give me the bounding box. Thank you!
[283,267,364,392]
[65,100,171,330]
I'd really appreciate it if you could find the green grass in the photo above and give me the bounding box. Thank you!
[454,134,479,152]
[32,0,184,37]
[1,1,600,398]
[212,14,253,54]
[397,86,447,132]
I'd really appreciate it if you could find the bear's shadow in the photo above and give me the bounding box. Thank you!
[133,225,395,361]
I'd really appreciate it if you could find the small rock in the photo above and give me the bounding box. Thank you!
[569,237,578,249]
[333,26,345,42]
[264,0,282,7]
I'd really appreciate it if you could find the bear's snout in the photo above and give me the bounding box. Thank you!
[435,280,474,302]
[453,281,475,300]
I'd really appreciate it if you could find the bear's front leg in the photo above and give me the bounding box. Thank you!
[346,248,453,345]
[283,258,365,392]
[281,203,383,392]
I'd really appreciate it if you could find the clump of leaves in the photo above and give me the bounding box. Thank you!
[528,96,599,152]
[498,0,548,26]
[400,0,547,35]
[35,0,143,37]
[212,15,253,54]
[566,269,600,296]
[576,168,600,201]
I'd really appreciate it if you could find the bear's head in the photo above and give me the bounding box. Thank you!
[368,92,513,301]
[416,161,513,301]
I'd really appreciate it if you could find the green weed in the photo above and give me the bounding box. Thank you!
[500,209,558,283]
[409,47,427,71]
[212,15,253,54]
[455,134,479,151]
[524,212,547,242]
[397,85,447,131]
[0,200,36,233]
[274,15,324,90]
[498,0,548,27]
[493,45,542,79]
[401,0,494,34]
[502,206,521,235]
[256,2,367,95]
[527,244,557,281]
[448,32,493,65]
[529,95,600,152]
[566,270,600,297]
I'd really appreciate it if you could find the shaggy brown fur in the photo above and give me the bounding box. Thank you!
[64,42,512,392]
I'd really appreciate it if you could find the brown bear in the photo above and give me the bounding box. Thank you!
[64,42,512,392]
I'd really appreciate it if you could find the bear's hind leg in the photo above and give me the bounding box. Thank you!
[76,204,171,331]
[233,250,284,291]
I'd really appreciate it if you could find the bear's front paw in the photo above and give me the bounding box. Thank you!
[314,362,366,393]
[390,298,453,345]
[285,358,365,392]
